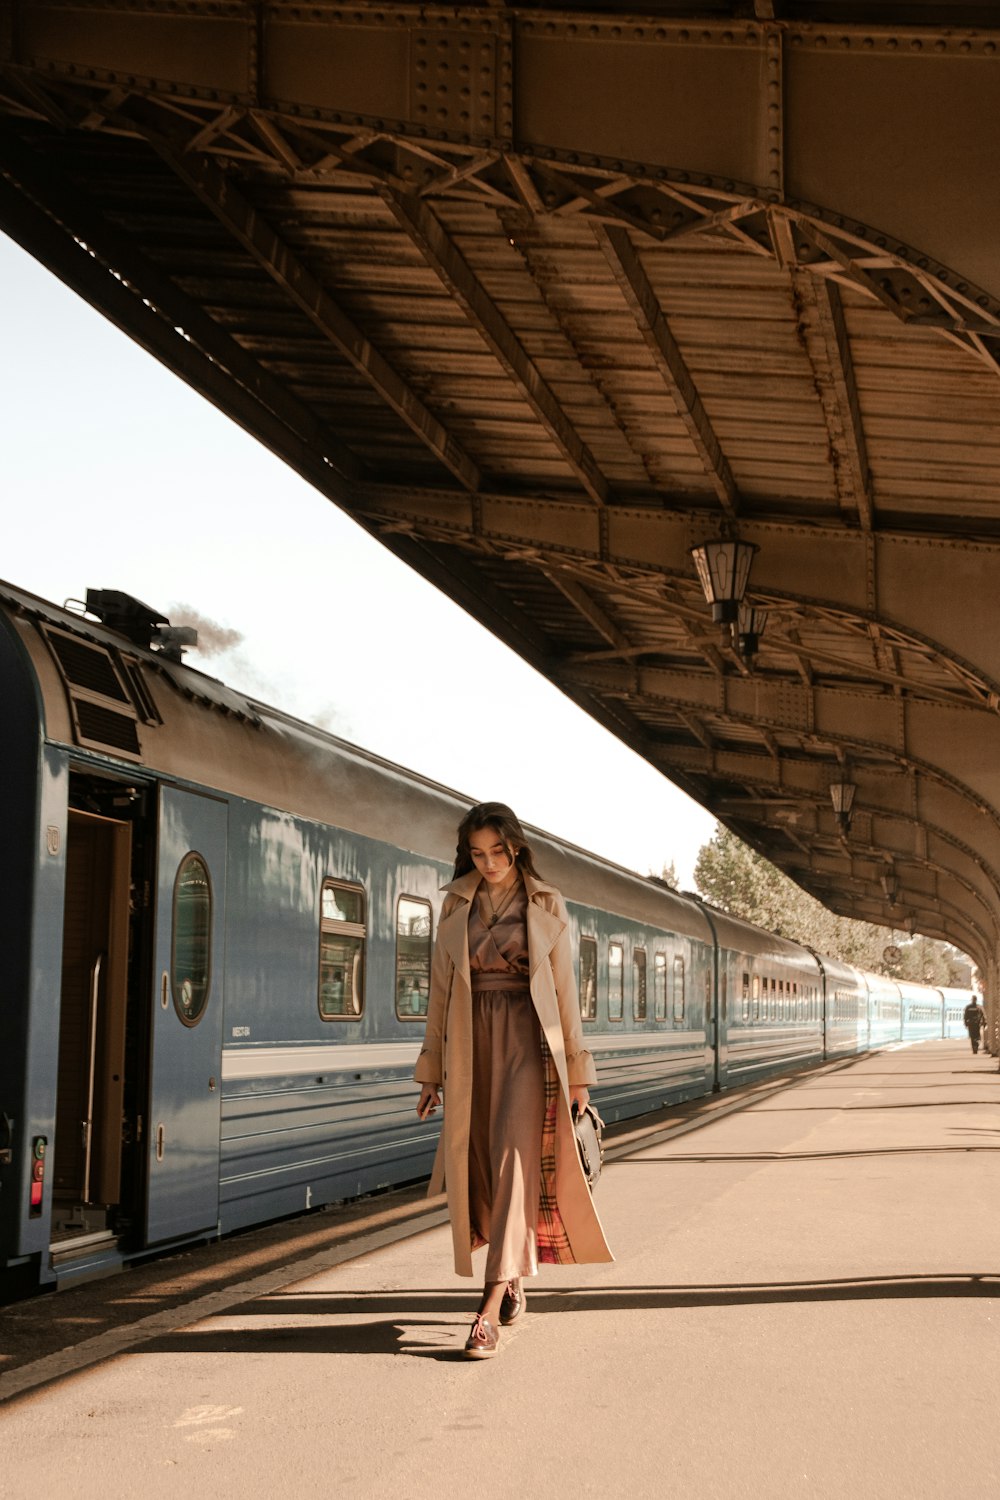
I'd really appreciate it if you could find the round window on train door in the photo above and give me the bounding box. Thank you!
[171,852,212,1026]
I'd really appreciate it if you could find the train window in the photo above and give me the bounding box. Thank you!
[580,936,598,1021]
[752,974,760,1021]
[654,953,667,1021]
[395,896,432,1019]
[672,956,686,1023]
[634,949,647,1021]
[319,881,366,1019]
[608,943,624,1021]
[171,852,212,1026]
[742,972,751,1023]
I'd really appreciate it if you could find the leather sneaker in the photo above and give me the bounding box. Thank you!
[463,1314,500,1359]
[499,1278,526,1325]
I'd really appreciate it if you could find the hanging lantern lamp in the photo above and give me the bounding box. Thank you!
[829,779,857,833]
[735,601,768,663]
[690,537,758,624]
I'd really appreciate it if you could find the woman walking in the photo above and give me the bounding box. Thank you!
[415,802,613,1358]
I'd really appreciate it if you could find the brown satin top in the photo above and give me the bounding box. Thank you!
[468,877,530,993]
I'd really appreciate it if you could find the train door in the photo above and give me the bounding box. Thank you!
[51,809,131,1246]
[145,786,227,1244]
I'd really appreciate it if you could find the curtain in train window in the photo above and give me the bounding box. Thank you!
[633,948,647,1021]
[654,952,667,1021]
[608,942,624,1021]
[672,955,686,1023]
[396,896,432,1018]
[752,974,760,1021]
[172,852,212,1026]
[579,936,598,1020]
[319,881,366,1019]
[742,971,751,1022]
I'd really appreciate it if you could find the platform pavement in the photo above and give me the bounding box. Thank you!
[1,1040,998,1499]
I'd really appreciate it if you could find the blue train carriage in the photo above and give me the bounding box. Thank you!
[559,866,716,1119]
[862,970,905,1048]
[897,981,945,1041]
[702,908,824,1087]
[0,579,473,1286]
[815,956,870,1058]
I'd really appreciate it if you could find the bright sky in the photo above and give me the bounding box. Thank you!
[1,232,716,886]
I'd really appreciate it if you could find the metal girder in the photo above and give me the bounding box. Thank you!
[562,657,1000,819]
[356,486,1000,692]
[648,740,1000,940]
[0,123,366,484]
[499,211,664,495]
[595,223,739,519]
[789,275,874,542]
[0,170,362,514]
[540,571,631,654]
[382,190,611,505]
[150,141,483,493]
[707,819,996,968]
[7,3,1000,305]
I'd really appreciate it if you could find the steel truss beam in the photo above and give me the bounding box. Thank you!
[355,487,1000,695]
[5,3,1000,312]
[596,222,739,520]
[662,742,1000,911]
[0,125,366,484]
[383,190,612,505]
[150,140,484,493]
[564,658,1000,840]
[0,172,362,514]
[650,747,999,962]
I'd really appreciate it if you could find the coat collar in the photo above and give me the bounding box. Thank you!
[438,869,566,978]
[441,868,560,903]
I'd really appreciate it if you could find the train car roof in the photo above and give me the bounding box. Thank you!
[690,901,822,969]
[0,578,712,936]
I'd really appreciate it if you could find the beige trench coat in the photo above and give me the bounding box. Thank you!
[414,869,614,1277]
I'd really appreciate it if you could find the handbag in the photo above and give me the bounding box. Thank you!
[572,1101,605,1191]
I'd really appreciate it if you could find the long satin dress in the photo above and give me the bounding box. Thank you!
[466,878,545,1282]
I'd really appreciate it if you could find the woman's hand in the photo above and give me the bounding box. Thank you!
[417,1084,441,1120]
[569,1085,590,1117]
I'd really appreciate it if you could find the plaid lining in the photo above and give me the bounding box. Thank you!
[537,1034,575,1265]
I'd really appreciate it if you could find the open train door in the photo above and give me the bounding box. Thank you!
[145,786,227,1244]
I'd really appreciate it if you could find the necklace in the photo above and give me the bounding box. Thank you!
[481,879,519,928]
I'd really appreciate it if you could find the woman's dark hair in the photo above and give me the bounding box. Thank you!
[453,802,542,880]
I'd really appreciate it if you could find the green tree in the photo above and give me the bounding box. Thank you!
[692,824,968,979]
[649,859,679,891]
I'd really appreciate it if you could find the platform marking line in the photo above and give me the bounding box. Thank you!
[173,1404,244,1427]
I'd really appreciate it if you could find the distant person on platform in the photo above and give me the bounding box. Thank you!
[963,997,987,1054]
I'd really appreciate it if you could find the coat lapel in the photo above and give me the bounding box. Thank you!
[524,872,567,976]
[438,870,479,975]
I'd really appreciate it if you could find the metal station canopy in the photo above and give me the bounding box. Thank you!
[3,2,1000,982]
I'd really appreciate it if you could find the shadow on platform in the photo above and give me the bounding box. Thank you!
[129,1271,1000,1359]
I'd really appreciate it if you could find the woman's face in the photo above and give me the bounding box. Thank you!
[467,824,519,887]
